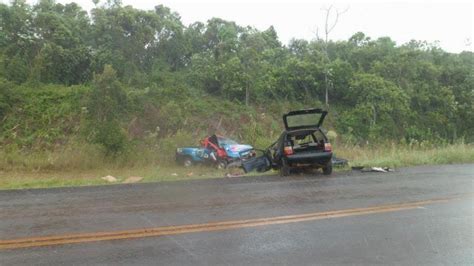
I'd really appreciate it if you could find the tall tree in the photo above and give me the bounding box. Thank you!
[86,65,128,154]
[315,5,348,108]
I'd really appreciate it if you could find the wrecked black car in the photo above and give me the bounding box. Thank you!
[242,108,333,176]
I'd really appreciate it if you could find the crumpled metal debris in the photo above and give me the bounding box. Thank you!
[352,166,395,173]
[332,156,348,167]
[225,173,244,178]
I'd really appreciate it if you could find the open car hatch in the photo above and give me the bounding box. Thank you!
[283,108,327,131]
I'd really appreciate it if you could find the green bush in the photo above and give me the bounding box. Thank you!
[85,65,129,154]
[91,120,128,155]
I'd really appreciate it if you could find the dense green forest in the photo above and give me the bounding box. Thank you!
[0,0,473,157]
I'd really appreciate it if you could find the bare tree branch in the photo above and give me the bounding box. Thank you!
[322,5,349,42]
[316,4,349,108]
[312,27,321,41]
[323,5,333,42]
[328,7,349,34]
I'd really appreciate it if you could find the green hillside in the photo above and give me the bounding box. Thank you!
[0,0,473,174]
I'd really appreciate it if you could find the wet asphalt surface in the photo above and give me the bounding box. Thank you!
[0,164,473,265]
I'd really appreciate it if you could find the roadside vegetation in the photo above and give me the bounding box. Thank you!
[1,141,472,190]
[0,1,473,189]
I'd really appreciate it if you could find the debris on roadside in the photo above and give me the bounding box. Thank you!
[122,176,143,184]
[186,172,194,177]
[101,175,118,182]
[352,166,395,173]
[332,156,348,167]
[225,172,244,178]
[171,173,178,176]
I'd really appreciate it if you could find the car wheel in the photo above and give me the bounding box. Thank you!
[183,158,193,167]
[280,158,290,176]
[217,160,227,169]
[323,161,332,175]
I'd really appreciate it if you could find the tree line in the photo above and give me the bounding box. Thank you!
[0,0,472,152]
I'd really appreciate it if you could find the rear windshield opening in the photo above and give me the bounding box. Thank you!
[286,130,327,153]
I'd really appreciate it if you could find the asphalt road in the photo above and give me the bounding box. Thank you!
[1,164,473,265]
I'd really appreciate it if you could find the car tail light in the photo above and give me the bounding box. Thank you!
[324,143,332,152]
[284,146,294,155]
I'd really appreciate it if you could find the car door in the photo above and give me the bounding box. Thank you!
[283,108,327,131]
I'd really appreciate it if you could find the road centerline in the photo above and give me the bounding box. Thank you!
[0,197,457,250]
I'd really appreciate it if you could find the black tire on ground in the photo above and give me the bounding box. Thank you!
[280,158,290,176]
[323,160,333,175]
[183,157,193,167]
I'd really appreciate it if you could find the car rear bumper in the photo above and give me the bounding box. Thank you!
[286,151,332,165]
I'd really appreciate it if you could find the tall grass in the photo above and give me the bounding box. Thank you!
[1,137,472,172]
[336,142,474,168]
[0,134,473,189]
[0,131,204,172]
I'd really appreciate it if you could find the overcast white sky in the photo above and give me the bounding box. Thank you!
[21,0,474,53]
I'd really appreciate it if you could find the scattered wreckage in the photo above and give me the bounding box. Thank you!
[351,166,394,173]
[175,135,256,169]
[175,109,350,177]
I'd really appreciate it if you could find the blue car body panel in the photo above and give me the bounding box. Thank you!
[176,147,213,163]
[222,144,254,159]
[176,142,255,165]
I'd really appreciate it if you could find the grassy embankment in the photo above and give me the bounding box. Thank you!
[1,142,472,190]
[1,84,472,189]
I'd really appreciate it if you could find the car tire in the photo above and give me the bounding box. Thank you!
[323,160,332,175]
[183,157,193,167]
[217,160,227,169]
[280,158,290,176]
